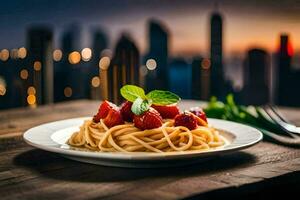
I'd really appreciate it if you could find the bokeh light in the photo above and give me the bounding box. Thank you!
[53,49,63,61]
[17,47,27,59]
[201,58,211,70]
[20,69,29,80]
[0,49,9,61]
[68,51,81,64]
[64,87,72,97]
[27,86,36,95]
[91,76,100,87]
[99,56,110,70]
[146,59,157,70]
[81,48,92,61]
[0,77,6,96]
[27,95,36,105]
[33,61,42,71]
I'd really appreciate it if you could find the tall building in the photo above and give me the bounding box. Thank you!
[145,19,169,90]
[26,26,54,105]
[277,34,293,106]
[106,34,140,104]
[242,48,269,105]
[55,24,87,102]
[191,57,203,100]
[191,57,211,100]
[169,57,192,99]
[276,34,300,106]
[210,11,225,99]
[89,29,109,100]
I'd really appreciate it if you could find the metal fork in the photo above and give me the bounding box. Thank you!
[263,105,300,135]
[261,105,300,145]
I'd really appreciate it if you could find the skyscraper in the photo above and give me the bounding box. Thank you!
[145,19,169,90]
[277,34,293,106]
[55,24,87,101]
[169,57,191,99]
[106,34,140,104]
[276,34,300,106]
[191,57,203,100]
[242,48,269,105]
[89,29,109,100]
[210,11,225,99]
[26,26,54,105]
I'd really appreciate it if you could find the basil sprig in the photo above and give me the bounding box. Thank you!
[120,85,181,115]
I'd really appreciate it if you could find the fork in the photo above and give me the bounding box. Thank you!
[263,105,300,135]
[261,105,300,145]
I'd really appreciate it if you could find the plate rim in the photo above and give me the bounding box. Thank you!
[23,117,263,161]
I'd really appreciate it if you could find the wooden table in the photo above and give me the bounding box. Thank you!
[1,100,300,200]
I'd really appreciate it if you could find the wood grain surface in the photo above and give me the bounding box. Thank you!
[0,100,300,200]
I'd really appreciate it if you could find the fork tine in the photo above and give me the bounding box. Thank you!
[263,106,300,135]
[267,104,288,123]
[263,105,284,124]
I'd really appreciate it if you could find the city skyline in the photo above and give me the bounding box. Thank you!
[1,0,300,56]
[1,1,300,110]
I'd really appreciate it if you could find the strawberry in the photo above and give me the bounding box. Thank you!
[133,108,163,130]
[174,112,198,130]
[93,100,123,127]
[120,101,134,122]
[93,100,115,122]
[103,108,124,128]
[189,107,208,123]
[152,104,180,119]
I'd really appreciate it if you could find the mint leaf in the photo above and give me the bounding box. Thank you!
[131,97,152,115]
[120,85,146,102]
[146,90,180,105]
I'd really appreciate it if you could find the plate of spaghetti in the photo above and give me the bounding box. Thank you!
[24,85,262,168]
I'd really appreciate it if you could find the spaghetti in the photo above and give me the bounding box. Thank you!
[67,119,225,153]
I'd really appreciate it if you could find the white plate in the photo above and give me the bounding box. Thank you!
[23,117,263,168]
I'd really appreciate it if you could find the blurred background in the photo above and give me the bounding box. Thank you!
[1,0,300,110]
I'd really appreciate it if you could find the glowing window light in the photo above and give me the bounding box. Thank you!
[91,76,100,87]
[0,77,6,96]
[10,48,18,59]
[68,51,81,64]
[27,86,36,95]
[0,49,9,61]
[33,61,42,71]
[0,84,6,96]
[99,56,110,70]
[81,48,92,61]
[64,87,72,97]
[18,47,27,59]
[201,58,211,70]
[146,59,157,70]
[20,69,29,80]
[27,95,36,105]
[53,49,63,61]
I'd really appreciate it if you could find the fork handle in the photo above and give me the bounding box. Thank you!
[260,128,300,146]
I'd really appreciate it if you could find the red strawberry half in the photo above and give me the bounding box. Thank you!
[174,112,198,130]
[133,107,163,130]
[120,101,134,122]
[93,100,124,127]
[189,107,208,125]
[152,104,180,119]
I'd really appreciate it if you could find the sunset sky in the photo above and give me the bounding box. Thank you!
[1,0,300,57]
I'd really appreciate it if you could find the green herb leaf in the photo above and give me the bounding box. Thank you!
[146,90,180,105]
[120,85,146,102]
[131,97,152,115]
